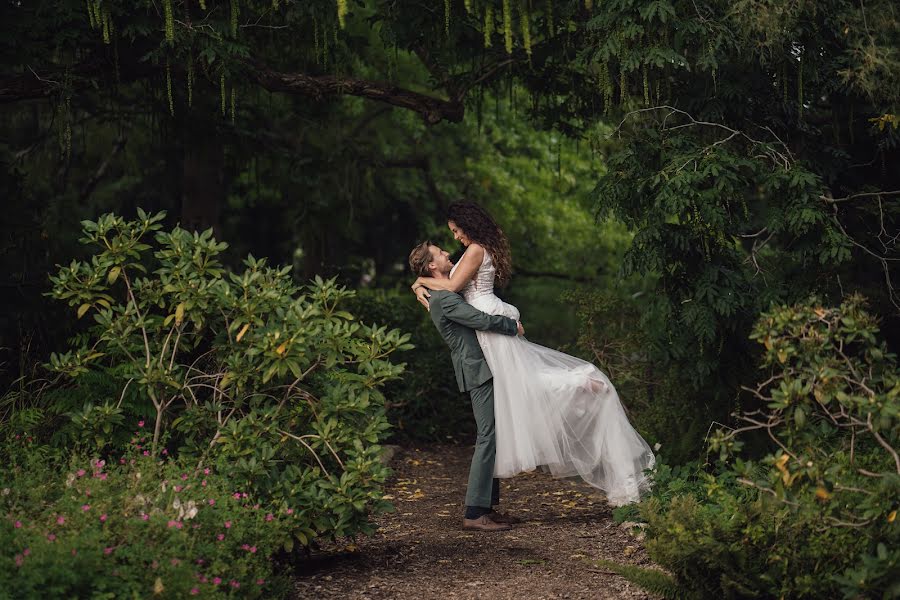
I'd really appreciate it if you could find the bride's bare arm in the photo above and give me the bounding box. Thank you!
[414,244,484,293]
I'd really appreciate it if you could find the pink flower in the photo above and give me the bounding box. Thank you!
[174,485,182,493]
[142,451,149,456]
[167,520,183,529]
[286,508,294,515]
[216,533,225,541]
[104,547,114,555]
[208,499,215,506]
[170,558,180,566]
[241,544,250,551]
[265,513,274,522]
[77,469,86,477]
[56,516,65,525]
[201,480,207,487]
[138,420,145,428]
[14,554,23,567]
[162,448,168,456]
[203,468,210,475]
[119,458,126,464]
[22,548,30,556]
[249,546,257,554]
[14,521,22,528]
[81,504,91,511]
[242,493,248,499]
[141,513,149,521]
[190,589,199,596]
[47,533,56,542]
[233,493,241,499]
[97,473,107,481]
[100,514,107,523]
[230,581,240,589]
[213,577,222,585]
[199,575,208,583]
[224,521,231,529]
[256,578,265,585]
[181,473,188,481]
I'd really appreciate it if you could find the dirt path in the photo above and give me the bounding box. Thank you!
[291,444,660,600]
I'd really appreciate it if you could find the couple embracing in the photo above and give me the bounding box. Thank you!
[407,202,655,531]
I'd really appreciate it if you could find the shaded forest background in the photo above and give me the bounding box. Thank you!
[1,0,898,597]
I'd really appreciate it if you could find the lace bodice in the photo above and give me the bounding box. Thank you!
[450,248,496,303]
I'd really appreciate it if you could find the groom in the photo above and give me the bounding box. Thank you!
[408,241,524,532]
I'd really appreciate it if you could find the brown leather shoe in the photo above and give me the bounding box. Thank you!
[489,511,522,525]
[462,514,512,531]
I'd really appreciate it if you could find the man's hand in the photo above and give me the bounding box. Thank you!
[414,285,431,310]
[516,320,525,336]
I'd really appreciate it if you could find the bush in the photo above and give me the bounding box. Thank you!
[14,210,410,545]
[0,444,294,598]
[640,295,899,599]
[565,289,715,463]
[344,288,469,441]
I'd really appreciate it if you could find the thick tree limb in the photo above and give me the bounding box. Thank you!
[248,61,464,125]
[2,57,466,124]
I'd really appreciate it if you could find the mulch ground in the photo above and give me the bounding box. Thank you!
[291,444,661,600]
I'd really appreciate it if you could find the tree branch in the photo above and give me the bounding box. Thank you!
[248,61,464,125]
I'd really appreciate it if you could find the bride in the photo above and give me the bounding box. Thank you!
[411,202,655,506]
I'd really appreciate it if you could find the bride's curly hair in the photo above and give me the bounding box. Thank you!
[446,201,512,287]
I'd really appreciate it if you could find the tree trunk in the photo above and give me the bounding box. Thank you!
[181,134,224,234]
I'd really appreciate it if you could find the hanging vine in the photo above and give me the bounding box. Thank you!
[220,73,226,116]
[545,0,553,38]
[314,16,320,64]
[230,0,240,37]
[86,0,97,30]
[337,0,348,29]
[187,58,194,108]
[102,4,111,44]
[166,58,174,116]
[503,0,513,55]
[164,0,175,43]
[519,0,532,59]
[444,0,451,37]
[642,63,649,105]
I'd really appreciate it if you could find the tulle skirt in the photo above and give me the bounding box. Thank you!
[469,293,656,506]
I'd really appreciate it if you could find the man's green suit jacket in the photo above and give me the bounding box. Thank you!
[426,290,518,392]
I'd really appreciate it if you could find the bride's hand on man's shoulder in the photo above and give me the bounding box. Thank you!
[412,283,431,310]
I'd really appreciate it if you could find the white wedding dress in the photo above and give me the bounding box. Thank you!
[451,250,655,506]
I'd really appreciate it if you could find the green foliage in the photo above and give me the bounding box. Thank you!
[593,558,686,600]
[0,449,293,598]
[43,211,407,544]
[639,295,900,599]
[565,289,715,462]
[343,288,465,441]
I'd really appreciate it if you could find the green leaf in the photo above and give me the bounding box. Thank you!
[77,303,91,319]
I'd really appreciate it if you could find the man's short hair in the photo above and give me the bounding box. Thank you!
[408,241,433,277]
